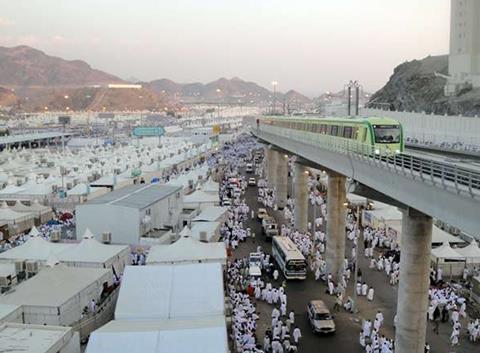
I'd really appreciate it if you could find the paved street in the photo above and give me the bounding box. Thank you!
[231,165,475,353]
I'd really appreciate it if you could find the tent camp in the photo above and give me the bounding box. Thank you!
[11,200,53,224]
[146,236,226,265]
[0,264,111,326]
[58,230,130,272]
[0,202,36,234]
[0,236,75,265]
[86,316,228,353]
[431,242,466,277]
[115,263,225,321]
[455,240,480,265]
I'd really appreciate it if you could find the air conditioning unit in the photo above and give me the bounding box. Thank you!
[50,230,61,242]
[16,179,23,186]
[52,185,58,192]
[102,232,112,244]
[199,231,208,242]
[14,260,25,273]
[25,261,39,274]
[66,182,72,190]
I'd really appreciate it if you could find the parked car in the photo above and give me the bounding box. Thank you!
[248,177,256,186]
[307,300,336,334]
[246,163,253,173]
[248,252,262,278]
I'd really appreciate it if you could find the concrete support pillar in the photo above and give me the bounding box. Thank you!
[273,150,288,209]
[395,208,433,353]
[326,172,347,281]
[294,162,308,232]
[264,146,276,186]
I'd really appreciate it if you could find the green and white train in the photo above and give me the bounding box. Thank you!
[258,116,404,154]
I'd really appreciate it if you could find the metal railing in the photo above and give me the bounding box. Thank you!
[254,125,480,198]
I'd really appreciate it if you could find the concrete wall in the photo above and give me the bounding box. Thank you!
[361,107,480,145]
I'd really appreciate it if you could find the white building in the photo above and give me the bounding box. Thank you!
[76,184,183,244]
[445,0,480,95]
[0,323,80,353]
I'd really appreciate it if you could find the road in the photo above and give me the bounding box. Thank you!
[231,165,475,353]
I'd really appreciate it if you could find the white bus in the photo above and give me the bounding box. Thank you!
[272,236,307,280]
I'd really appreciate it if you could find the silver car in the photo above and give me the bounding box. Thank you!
[307,300,336,334]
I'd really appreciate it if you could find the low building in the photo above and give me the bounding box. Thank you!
[0,265,111,326]
[0,323,80,353]
[76,184,183,244]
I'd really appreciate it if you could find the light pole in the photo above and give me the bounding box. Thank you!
[271,81,278,115]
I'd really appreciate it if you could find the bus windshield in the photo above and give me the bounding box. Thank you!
[286,260,306,272]
[373,125,401,144]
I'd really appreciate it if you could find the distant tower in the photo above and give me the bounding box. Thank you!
[445,0,480,96]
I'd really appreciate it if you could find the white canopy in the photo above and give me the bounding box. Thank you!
[146,236,226,265]
[0,184,25,195]
[193,206,228,222]
[190,222,220,242]
[0,202,34,222]
[201,178,219,194]
[86,317,228,353]
[115,263,225,320]
[455,241,480,262]
[67,183,91,196]
[183,190,219,204]
[431,242,466,261]
[0,236,75,262]
[90,175,117,187]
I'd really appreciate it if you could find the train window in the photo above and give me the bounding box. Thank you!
[313,124,321,133]
[320,124,327,134]
[343,126,353,138]
[338,126,344,137]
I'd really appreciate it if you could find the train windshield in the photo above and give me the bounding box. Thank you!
[373,125,401,143]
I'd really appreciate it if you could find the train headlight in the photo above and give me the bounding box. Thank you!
[374,149,380,154]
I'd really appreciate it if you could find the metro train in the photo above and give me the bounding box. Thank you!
[258,116,404,154]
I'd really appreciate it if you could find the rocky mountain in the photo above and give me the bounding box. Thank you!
[145,77,312,105]
[0,45,123,87]
[0,87,18,108]
[368,55,480,116]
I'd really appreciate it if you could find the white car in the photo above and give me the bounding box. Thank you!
[248,252,263,278]
[248,178,256,186]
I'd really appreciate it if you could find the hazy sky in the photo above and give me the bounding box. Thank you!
[0,0,450,96]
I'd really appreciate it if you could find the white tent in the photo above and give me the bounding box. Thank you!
[19,183,52,196]
[90,175,117,187]
[431,242,466,262]
[0,264,111,326]
[0,184,25,195]
[193,206,228,222]
[58,230,130,271]
[86,317,228,353]
[455,241,480,263]
[183,190,219,210]
[146,236,226,265]
[201,178,219,194]
[115,263,225,320]
[0,203,34,223]
[0,236,75,264]
[67,183,91,196]
[179,226,192,237]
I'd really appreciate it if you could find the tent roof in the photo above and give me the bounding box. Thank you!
[455,240,480,259]
[432,227,465,245]
[179,226,191,237]
[58,235,129,264]
[0,265,110,307]
[183,190,219,204]
[431,242,466,260]
[0,236,75,262]
[201,178,219,193]
[146,236,226,265]
[0,203,34,222]
[67,183,90,196]
[115,263,225,320]
[86,317,228,353]
[365,207,402,221]
[193,206,228,222]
